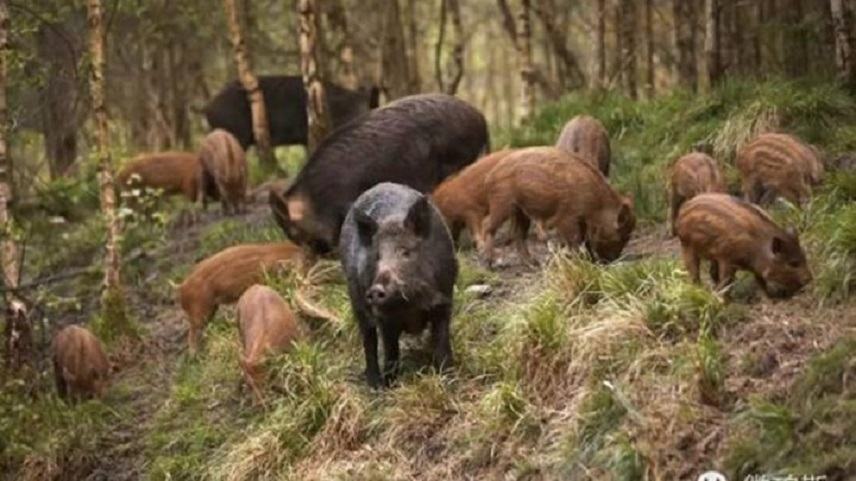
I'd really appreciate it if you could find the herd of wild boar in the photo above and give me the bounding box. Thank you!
[53,79,822,400]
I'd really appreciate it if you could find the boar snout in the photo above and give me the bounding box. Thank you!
[366,270,400,306]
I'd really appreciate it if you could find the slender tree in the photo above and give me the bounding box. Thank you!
[593,0,606,89]
[618,0,637,98]
[298,0,331,152]
[379,0,412,100]
[831,0,856,90]
[704,0,722,88]
[533,0,586,89]
[404,0,422,93]
[87,0,130,334]
[673,0,698,90]
[645,0,655,96]
[223,0,276,171]
[518,0,535,119]
[0,0,31,375]
[327,0,358,90]
[435,0,465,95]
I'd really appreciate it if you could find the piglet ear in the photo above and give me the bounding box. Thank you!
[771,236,786,257]
[355,210,377,245]
[405,196,432,238]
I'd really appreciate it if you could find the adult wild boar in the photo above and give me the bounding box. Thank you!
[117,152,202,203]
[237,284,303,403]
[204,75,379,149]
[555,115,611,176]
[52,325,110,400]
[431,149,513,247]
[199,129,248,214]
[179,242,310,354]
[340,183,457,388]
[669,152,726,235]
[481,147,635,265]
[736,132,824,205]
[271,93,489,255]
[675,193,811,298]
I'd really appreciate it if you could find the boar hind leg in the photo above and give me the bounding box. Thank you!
[511,208,533,264]
[54,359,68,399]
[681,246,701,284]
[428,305,453,372]
[380,325,402,383]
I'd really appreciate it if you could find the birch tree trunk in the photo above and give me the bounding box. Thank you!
[87,0,130,335]
[0,0,31,375]
[446,0,464,95]
[831,0,856,90]
[404,0,422,93]
[298,0,331,153]
[518,0,535,120]
[704,0,722,88]
[223,0,276,171]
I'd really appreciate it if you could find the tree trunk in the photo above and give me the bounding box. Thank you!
[831,0,856,90]
[673,0,698,90]
[87,0,131,335]
[594,0,606,89]
[533,0,586,90]
[618,0,637,98]
[518,0,535,119]
[0,0,31,376]
[36,24,80,179]
[327,0,358,90]
[645,0,655,96]
[785,0,808,77]
[404,0,421,93]
[704,0,722,88]
[435,0,447,91]
[298,0,332,153]
[223,0,276,171]
[435,0,465,95]
[379,0,412,100]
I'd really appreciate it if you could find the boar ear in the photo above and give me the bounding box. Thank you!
[405,196,432,238]
[354,210,377,245]
[617,200,634,232]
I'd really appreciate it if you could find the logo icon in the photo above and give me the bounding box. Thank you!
[697,471,727,481]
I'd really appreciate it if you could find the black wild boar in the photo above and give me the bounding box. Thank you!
[204,75,379,149]
[339,183,457,388]
[271,93,489,255]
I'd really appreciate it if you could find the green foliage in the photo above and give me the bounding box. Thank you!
[0,379,122,479]
[91,285,139,344]
[695,334,726,406]
[199,218,283,258]
[725,337,856,479]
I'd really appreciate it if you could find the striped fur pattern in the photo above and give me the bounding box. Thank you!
[431,149,513,248]
[117,151,202,203]
[237,285,303,404]
[199,129,248,214]
[555,115,611,176]
[179,242,309,354]
[669,152,726,235]
[676,193,811,298]
[481,146,634,265]
[736,132,824,205]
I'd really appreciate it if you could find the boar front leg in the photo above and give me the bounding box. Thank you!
[714,261,736,292]
[428,305,453,372]
[359,321,383,388]
[681,245,701,284]
[511,208,534,265]
[380,324,402,383]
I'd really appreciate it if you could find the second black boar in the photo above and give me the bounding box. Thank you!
[204,75,379,149]
[271,93,489,255]
[339,182,458,388]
